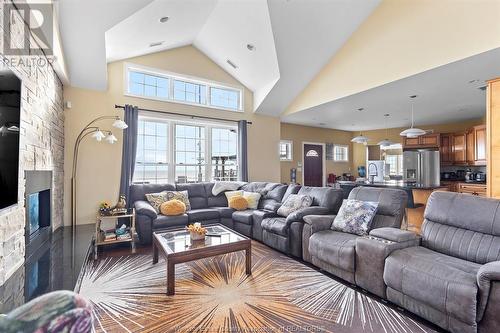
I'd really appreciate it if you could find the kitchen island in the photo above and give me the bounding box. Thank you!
[338,181,449,233]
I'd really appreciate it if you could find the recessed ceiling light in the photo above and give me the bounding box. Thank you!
[159,16,169,23]
[226,59,238,69]
[410,95,417,98]
[246,44,256,51]
[357,107,364,111]
[149,41,163,47]
[384,113,390,117]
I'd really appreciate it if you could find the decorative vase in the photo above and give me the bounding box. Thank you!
[190,231,205,241]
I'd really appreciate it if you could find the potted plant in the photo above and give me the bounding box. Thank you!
[186,223,207,241]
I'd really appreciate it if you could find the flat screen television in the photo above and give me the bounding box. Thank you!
[0,69,21,210]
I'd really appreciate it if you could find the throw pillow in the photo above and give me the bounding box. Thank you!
[160,199,186,216]
[243,192,261,210]
[145,191,168,213]
[277,194,313,217]
[229,195,248,211]
[225,190,243,207]
[331,199,379,236]
[165,190,191,211]
[212,181,245,196]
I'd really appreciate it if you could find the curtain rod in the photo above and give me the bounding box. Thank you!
[114,104,252,125]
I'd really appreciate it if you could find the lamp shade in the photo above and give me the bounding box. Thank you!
[377,139,393,147]
[400,127,426,137]
[91,130,106,141]
[105,133,118,144]
[351,134,369,144]
[112,119,128,129]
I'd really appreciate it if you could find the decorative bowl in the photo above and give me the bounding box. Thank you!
[190,231,205,241]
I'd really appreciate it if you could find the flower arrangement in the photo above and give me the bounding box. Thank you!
[99,201,112,216]
[186,222,207,241]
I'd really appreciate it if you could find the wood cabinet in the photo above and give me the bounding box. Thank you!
[487,78,500,198]
[441,180,459,192]
[403,133,440,149]
[458,183,487,197]
[452,132,467,165]
[440,134,453,165]
[473,125,487,165]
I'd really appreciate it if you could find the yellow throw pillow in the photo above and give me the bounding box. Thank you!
[229,195,248,211]
[160,199,186,216]
[225,190,244,207]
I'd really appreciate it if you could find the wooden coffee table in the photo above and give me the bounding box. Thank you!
[152,224,252,295]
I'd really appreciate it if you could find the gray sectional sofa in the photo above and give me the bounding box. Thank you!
[131,181,500,332]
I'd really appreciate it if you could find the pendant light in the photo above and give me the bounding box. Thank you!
[351,133,369,144]
[400,95,426,137]
[378,114,394,147]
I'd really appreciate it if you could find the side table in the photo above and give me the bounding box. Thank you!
[94,208,137,260]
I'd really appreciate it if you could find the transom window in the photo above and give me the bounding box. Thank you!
[333,145,349,162]
[279,140,293,161]
[385,154,403,176]
[125,63,243,112]
[133,115,238,184]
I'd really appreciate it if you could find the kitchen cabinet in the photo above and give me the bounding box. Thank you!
[441,180,459,192]
[487,78,500,198]
[452,132,467,165]
[440,134,453,165]
[402,133,440,149]
[472,125,487,166]
[458,183,487,197]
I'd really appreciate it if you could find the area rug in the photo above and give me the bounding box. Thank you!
[76,241,438,333]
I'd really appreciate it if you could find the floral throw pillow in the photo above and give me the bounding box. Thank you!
[331,199,379,236]
[145,191,168,213]
[277,194,313,217]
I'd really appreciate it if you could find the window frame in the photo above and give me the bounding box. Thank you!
[133,113,239,184]
[333,144,349,162]
[124,63,244,112]
[279,140,293,161]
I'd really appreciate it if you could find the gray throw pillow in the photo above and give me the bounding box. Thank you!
[331,199,379,236]
[277,194,313,217]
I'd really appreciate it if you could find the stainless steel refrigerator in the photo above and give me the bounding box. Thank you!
[403,149,440,186]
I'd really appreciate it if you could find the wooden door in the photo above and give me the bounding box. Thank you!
[452,132,467,165]
[474,125,487,165]
[303,144,323,187]
[440,134,452,165]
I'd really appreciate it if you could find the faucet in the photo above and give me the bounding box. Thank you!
[368,162,378,184]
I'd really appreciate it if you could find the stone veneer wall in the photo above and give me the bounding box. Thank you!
[0,3,64,285]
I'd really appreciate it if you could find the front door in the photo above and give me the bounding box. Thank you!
[303,144,323,187]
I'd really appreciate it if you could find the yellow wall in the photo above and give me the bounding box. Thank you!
[280,123,353,183]
[64,46,281,226]
[351,119,485,175]
[285,0,500,115]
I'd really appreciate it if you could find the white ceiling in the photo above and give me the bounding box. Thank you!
[282,48,500,131]
[57,0,154,90]
[255,0,381,115]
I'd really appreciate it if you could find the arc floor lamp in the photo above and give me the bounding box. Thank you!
[71,115,128,235]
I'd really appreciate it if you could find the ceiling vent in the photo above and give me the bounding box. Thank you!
[478,86,487,91]
[226,59,238,69]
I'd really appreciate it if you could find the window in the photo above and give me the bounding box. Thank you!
[211,128,238,181]
[173,80,206,104]
[129,71,169,99]
[280,140,293,161]
[125,64,243,111]
[210,87,240,110]
[134,119,169,184]
[333,145,349,162]
[133,115,239,184]
[385,154,403,176]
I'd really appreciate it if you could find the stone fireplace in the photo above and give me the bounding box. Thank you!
[25,171,52,258]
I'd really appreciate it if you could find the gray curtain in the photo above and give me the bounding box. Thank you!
[119,104,138,207]
[238,120,248,182]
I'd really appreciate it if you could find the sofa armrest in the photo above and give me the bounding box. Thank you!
[264,202,282,212]
[355,228,420,298]
[134,200,157,219]
[302,214,335,235]
[477,261,500,321]
[286,206,330,224]
[369,227,419,243]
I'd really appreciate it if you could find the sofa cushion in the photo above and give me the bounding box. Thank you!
[331,199,378,236]
[130,183,176,205]
[309,230,358,273]
[204,183,229,207]
[186,209,220,222]
[160,199,186,216]
[176,183,208,209]
[243,192,261,209]
[261,217,288,236]
[229,196,249,211]
[211,181,243,195]
[153,214,189,229]
[212,207,235,218]
[384,246,480,325]
[277,194,312,217]
[233,209,254,225]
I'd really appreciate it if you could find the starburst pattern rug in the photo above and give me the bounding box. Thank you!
[76,241,438,333]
